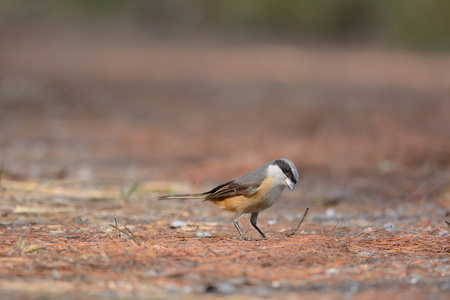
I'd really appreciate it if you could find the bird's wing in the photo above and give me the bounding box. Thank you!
[203,180,260,200]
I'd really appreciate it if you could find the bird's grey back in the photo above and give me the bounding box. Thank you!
[233,161,271,187]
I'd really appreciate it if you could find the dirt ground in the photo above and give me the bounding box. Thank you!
[0,24,449,299]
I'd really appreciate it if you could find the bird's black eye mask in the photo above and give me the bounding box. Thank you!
[274,159,297,184]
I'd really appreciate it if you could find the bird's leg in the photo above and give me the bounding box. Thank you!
[250,212,266,238]
[233,212,247,240]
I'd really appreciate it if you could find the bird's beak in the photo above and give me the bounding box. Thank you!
[285,178,295,190]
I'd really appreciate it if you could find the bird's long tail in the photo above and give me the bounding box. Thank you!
[155,193,205,200]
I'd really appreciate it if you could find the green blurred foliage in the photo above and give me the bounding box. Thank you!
[1,0,450,50]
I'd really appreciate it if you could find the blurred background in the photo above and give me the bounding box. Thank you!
[1,3,449,298]
[0,0,449,187]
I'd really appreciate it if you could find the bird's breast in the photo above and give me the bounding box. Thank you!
[252,176,285,211]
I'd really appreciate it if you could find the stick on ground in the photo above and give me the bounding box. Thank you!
[287,207,309,237]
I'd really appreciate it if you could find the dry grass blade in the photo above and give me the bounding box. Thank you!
[124,225,141,246]
[325,221,340,237]
[114,216,120,238]
[344,230,450,255]
[16,235,28,256]
[121,182,140,203]
[109,223,141,246]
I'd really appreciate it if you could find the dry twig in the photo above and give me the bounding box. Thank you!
[287,207,309,237]
[324,221,340,237]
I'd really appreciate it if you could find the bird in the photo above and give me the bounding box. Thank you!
[155,158,299,240]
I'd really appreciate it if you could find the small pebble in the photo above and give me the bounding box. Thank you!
[358,251,373,257]
[216,282,236,294]
[170,220,187,228]
[326,268,339,274]
[271,280,281,288]
[409,277,420,284]
[196,231,212,238]
[144,269,159,278]
[165,283,179,293]
[52,270,61,279]
[325,208,336,217]
[267,220,277,225]
[384,222,395,230]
